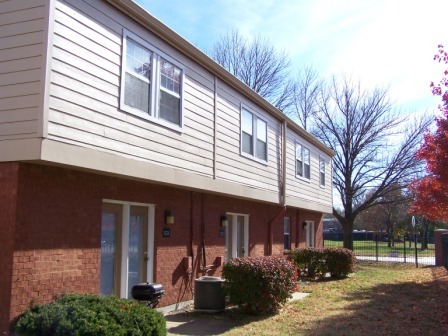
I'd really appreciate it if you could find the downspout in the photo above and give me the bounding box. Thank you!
[201,193,206,270]
[190,191,194,274]
[282,119,287,206]
[267,119,288,255]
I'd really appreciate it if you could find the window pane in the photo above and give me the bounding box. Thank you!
[242,132,253,155]
[159,90,180,125]
[256,139,267,160]
[304,148,310,179]
[320,158,325,186]
[296,144,303,176]
[125,73,150,113]
[160,59,181,94]
[304,163,310,179]
[128,213,144,298]
[284,217,290,250]
[242,110,253,135]
[256,119,267,142]
[304,148,310,165]
[296,144,302,160]
[296,159,303,176]
[126,39,151,79]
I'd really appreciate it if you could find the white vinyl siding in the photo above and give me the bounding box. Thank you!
[285,129,333,209]
[214,82,281,194]
[120,30,184,130]
[47,0,214,177]
[0,0,48,139]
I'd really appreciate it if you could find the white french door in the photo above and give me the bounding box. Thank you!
[100,201,155,299]
[305,221,315,247]
[226,213,249,261]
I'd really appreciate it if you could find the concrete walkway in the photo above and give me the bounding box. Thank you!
[165,292,309,336]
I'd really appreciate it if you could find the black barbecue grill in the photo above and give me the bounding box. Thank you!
[131,282,164,308]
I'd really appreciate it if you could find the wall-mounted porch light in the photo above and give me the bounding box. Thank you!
[165,210,174,225]
[220,215,228,228]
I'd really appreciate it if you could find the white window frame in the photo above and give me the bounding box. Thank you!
[319,156,326,188]
[296,142,311,180]
[120,30,184,132]
[240,105,268,164]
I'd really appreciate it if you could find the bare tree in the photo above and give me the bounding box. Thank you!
[360,186,410,246]
[313,76,433,250]
[209,30,295,112]
[289,66,324,130]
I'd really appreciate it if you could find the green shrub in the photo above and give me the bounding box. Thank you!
[14,294,166,336]
[290,247,355,279]
[289,248,326,278]
[222,256,297,314]
[324,248,355,278]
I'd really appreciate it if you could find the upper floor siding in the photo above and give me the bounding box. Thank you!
[0,0,334,212]
[0,0,50,140]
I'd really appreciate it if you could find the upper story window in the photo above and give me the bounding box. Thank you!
[120,30,184,131]
[319,156,326,187]
[296,143,310,179]
[241,107,268,162]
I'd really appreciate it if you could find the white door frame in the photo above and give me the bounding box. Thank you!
[103,200,155,298]
[225,213,249,260]
[305,220,315,247]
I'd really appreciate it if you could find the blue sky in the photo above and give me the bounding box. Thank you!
[136,0,448,116]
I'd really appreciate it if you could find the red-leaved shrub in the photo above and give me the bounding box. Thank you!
[222,256,297,314]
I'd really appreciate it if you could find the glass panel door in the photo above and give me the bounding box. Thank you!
[100,204,122,296]
[226,214,249,260]
[127,206,148,298]
[306,221,315,247]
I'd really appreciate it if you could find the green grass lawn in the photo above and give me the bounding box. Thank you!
[324,240,435,258]
[196,262,448,335]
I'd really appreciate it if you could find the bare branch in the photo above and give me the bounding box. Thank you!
[209,30,293,112]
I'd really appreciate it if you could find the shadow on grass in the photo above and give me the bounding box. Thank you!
[301,266,448,336]
[165,305,275,335]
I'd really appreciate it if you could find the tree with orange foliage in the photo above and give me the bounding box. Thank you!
[410,45,448,221]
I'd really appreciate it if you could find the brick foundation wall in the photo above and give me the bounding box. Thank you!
[2,162,325,329]
[0,163,19,333]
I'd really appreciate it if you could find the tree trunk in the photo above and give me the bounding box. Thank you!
[343,221,354,250]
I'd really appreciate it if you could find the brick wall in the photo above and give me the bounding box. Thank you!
[0,163,19,333]
[3,162,325,329]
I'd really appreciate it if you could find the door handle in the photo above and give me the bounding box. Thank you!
[144,251,149,262]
